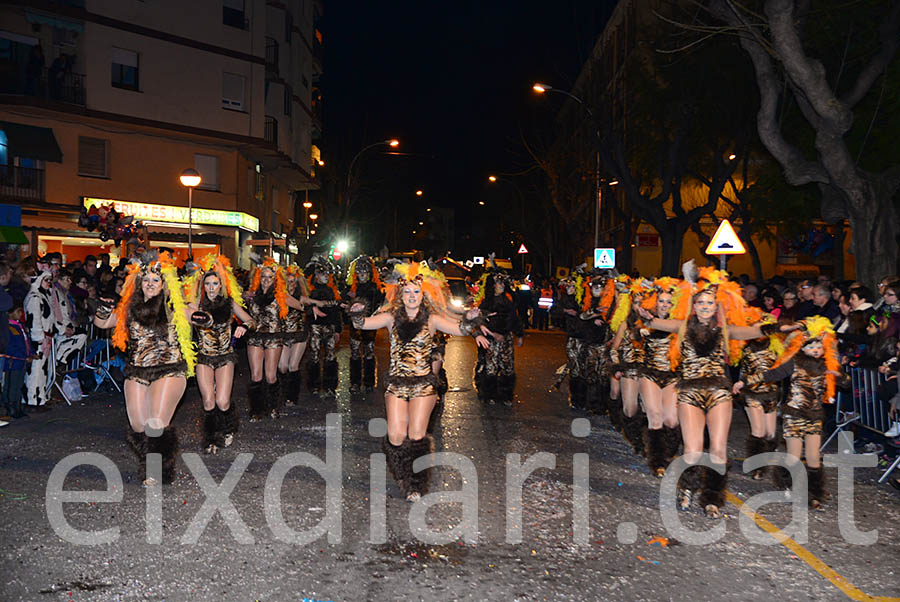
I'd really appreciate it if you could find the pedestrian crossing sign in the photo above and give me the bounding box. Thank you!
[594,248,615,269]
[705,219,746,255]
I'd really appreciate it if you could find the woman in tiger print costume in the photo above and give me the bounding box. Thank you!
[734,317,847,509]
[184,255,255,454]
[609,277,650,456]
[349,261,490,501]
[637,262,781,518]
[93,252,198,487]
[279,265,311,406]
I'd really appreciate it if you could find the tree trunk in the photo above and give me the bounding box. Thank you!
[659,225,685,277]
[846,178,898,285]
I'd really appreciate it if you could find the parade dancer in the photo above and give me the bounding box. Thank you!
[246,256,321,420]
[306,256,343,397]
[279,265,310,406]
[735,307,783,479]
[638,278,684,477]
[184,255,254,454]
[578,270,615,416]
[93,252,197,486]
[349,261,489,500]
[474,267,524,405]
[345,255,384,394]
[638,262,774,518]
[734,317,846,509]
[554,273,587,410]
[610,277,649,456]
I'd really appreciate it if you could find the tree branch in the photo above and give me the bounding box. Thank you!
[841,1,900,108]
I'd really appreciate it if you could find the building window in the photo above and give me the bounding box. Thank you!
[284,84,292,117]
[111,47,139,91]
[194,154,218,191]
[222,72,245,111]
[78,136,109,178]
[223,0,248,29]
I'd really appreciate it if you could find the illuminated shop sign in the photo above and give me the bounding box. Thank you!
[83,197,259,232]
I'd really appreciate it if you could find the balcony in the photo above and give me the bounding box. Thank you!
[265,116,278,146]
[265,38,279,76]
[0,166,45,202]
[0,68,86,106]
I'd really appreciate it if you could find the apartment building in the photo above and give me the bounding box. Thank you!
[0,0,323,266]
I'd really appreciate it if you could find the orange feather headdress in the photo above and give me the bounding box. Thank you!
[249,257,289,318]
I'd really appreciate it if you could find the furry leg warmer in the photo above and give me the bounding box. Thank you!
[364,357,378,390]
[608,398,624,433]
[645,428,669,476]
[745,435,768,480]
[247,380,266,422]
[477,374,498,404]
[219,404,238,447]
[323,359,339,395]
[699,464,727,517]
[382,437,412,494]
[126,429,147,480]
[147,427,179,485]
[307,360,321,394]
[267,378,282,419]
[497,373,516,405]
[435,366,448,399]
[349,357,362,393]
[202,409,220,453]
[407,435,435,499]
[283,370,299,406]
[622,413,647,457]
[808,465,826,509]
[677,463,702,510]
[663,426,681,461]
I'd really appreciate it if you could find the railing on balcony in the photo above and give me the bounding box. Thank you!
[265,37,279,75]
[264,116,278,146]
[0,165,45,202]
[0,67,86,106]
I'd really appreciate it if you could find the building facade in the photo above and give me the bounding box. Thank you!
[0,0,323,267]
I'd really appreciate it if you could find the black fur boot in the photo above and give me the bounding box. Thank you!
[349,357,363,394]
[382,437,412,494]
[126,429,147,481]
[219,404,238,447]
[678,464,702,510]
[477,374,498,404]
[283,371,298,406]
[435,366,448,399]
[268,378,282,419]
[323,359,339,396]
[585,379,607,416]
[568,377,584,410]
[407,435,434,500]
[663,426,681,462]
[497,373,516,405]
[645,428,668,477]
[699,464,727,518]
[307,360,321,395]
[608,395,624,432]
[808,465,826,509]
[202,409,220,454]
[623,413,646,456]
[147,427,179,485]
[247,379,266,422]
[745,435,768,480]
[364,357,377,391]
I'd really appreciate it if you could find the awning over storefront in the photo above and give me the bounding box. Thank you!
[0,121,63,162]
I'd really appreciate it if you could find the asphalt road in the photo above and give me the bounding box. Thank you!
[1,329,899,602]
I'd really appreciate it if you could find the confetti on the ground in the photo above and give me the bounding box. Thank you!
[637,555,660,566]
[647,536,670,547]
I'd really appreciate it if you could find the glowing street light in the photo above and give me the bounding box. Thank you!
[388,139,399,147]
[309,213,318,221]
[336,239,349,254]
[317,159,325,166]
[532,83,549,93]
[488,175,497,182]
[728,154,737,161]
[478,201,485,206]
[302,202,314,242]
[179,168,201,258]
[303,201,313,209]
[416,190,423,196]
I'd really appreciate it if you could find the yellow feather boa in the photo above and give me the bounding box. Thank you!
[160,259,197,377]
[609,292,632,334]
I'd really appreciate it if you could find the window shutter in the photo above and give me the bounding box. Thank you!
[111,47,137,67]
[78,137,108,177]
[194,154,218,191]
[222,72,245,110]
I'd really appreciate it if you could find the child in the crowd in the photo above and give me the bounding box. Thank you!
[2,302,32,420]
[735,317,848,510]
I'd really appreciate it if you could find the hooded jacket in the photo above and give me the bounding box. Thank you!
[24,272,55,343]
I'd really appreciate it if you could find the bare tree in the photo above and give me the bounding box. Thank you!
[702,0,900,287]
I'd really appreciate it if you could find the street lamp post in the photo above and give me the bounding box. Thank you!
[347,139,399,190]
[179,168,202,259]
[533,83,602,249]
[303,200,313,241]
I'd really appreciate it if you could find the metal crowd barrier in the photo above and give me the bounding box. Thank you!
[50,322,122,404]
[822,367,899,483]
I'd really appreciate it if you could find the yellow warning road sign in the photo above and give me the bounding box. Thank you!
[705,219,746,255]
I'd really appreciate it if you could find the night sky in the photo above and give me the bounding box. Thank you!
[322,1,617,254]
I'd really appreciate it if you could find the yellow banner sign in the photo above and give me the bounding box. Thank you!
[83,197,259,232]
